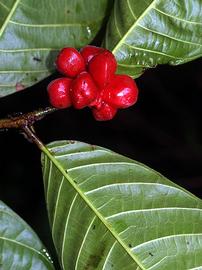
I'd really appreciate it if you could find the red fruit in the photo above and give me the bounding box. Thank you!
[92,102,117,121]
[102,74,138,109]
[88,50,117,88]
[70,71,98,109]
[55,47,85,77]
[47,78,72,109]
[80,45,105,65]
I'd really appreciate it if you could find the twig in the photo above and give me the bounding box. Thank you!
[0,107,57,129]
[0,106,58,149]
[21,125,44,150]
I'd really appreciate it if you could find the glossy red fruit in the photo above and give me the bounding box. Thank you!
[47,78,72,108]
[80,45,105,65]
[102,74,138,109]
[92,102,117,121]
[88,92,103,109]
[55,47,85,77]
[70,71,98,109]
[88,50,117,88]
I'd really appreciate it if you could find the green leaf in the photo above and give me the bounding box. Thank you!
[0,0,111,98]
[0,200,55,269]
[104,0,202,78]
[41,140,202,270]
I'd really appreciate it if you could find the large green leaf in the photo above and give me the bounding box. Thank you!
[41,140,202,270]
[104,0,202,78]
[0,200,54,269]
[0,0,111,98]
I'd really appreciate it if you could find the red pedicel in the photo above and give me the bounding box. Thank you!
[70,71,98,109]
[80,45,105,65]
[92,102,117,121]
[102,74,138,109]
[88,50,117,88]
[55,47,85,77]
[47,78,72,109]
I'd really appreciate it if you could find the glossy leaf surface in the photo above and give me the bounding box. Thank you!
[42,140,202,270]
[0,200,54,269]
[104,0,202,78]
[0,0,110,97]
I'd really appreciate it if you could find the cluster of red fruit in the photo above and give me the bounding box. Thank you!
[47,46,139,121]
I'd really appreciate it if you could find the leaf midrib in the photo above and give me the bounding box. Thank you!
[112,0,157,55]
[42,145,145,269]
[0,0,20,38]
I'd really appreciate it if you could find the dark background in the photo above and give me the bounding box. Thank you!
[0,57,202,266]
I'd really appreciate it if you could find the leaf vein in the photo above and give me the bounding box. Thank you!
[0,0,21,38]
[0,84,23,87]
[46,161,53,202]
[102,241,117,270]
[75,217,96,270]
[127,0,137,20]
[0,236,53,266]
[9,20,83,28]
[132,233,202,251]
[123,42,187,60]
[0,69,50,74]
[118,63,150,68]
[137,23,202,47]
[67,162,136,172]
[114,0,122,38]
[61,194,78,269]
[112,0,158,55]
[0,48,59,52]
[0,1,9,11]
[85,182,187,196]
[106,208,202,221]
[153,6,202,25]
[52,176,65,239]
[54,148,111,158]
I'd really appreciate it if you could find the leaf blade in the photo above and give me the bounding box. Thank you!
[0,0,111,97]
[42,141,202,269]
[104,0,202,78]
[0,200,54,269]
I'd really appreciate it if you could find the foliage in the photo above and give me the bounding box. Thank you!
[0,0,202,97]
[0,200,54,269]
[0,1,202,269]
[41,141,202,269]
[105,0,202,77]
[0,0,111,96]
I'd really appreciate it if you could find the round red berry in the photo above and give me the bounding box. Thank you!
[88,96,102,109]
[92,102,117,121]
[102,74,138,109]
[80,45,105,65]
[88,50,117,88]
[55,47,85,77]
[47,78,72,109]
[70,71,98,109]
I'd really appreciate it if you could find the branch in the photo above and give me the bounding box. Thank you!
[0,107,57,129]
[0,106,58,149]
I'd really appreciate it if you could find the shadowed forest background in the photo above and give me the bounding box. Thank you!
[0,57,202,263]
